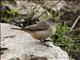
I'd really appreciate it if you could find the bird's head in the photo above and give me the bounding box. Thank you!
[47,18,59,26]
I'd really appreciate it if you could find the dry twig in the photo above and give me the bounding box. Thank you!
[70,16,80,32]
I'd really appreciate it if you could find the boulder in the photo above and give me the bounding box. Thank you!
[1,23,69,60]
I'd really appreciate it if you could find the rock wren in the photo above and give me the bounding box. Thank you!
[12,18,58,47]
[24,18,58,40]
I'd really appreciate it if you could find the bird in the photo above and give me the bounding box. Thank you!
[23,18,58,39]
[12,18,59,47]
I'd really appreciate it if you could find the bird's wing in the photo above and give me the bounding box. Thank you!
[24,22,49,31]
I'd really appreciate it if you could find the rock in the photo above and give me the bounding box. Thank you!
[1,23,69,60]
[1,0,67,20]
[64,0,80,13]
[8,57,20,60]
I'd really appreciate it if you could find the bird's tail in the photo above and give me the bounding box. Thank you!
[11,28,23,30]
[11,27,29,32]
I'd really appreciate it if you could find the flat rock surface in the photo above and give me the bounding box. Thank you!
[1,23,69,60]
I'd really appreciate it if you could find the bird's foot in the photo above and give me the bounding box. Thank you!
[43,43,52,47]
[41,39,51,42]
[40,40,52,47]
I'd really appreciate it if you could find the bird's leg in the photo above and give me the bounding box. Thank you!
[40,39,52,47]
[42,39,51,42]
[41,38,52,42]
